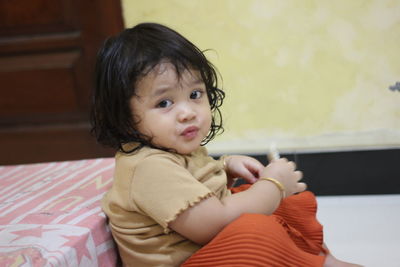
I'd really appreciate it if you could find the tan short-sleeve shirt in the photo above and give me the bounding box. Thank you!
[102,145,230,266]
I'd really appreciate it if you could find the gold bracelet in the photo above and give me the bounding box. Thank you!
[258,177,286,199]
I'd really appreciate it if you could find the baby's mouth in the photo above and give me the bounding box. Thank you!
[181,126,199,139]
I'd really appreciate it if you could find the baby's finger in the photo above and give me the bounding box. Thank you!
[239,167,259,183]
[297,182,307,193]
[245,159,266,176]
[294,170,303,181]
[288,161,297,171]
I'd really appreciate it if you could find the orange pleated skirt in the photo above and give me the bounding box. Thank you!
[182,185,327,267]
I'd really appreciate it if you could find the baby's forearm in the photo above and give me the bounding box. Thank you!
[221,180,282,216]
[169,180,283,245]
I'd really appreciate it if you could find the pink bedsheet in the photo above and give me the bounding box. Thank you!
[0,158,118,267]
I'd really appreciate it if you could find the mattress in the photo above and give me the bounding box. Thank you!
[0,158,118,266]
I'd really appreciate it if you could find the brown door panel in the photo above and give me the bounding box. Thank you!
[0,0,123,164]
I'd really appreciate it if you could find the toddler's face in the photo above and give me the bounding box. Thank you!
[130,62,212,154]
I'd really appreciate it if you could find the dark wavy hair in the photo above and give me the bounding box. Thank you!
[90,23,225,153]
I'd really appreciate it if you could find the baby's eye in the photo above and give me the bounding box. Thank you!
[157,99,173,108]
[190,90,203,99]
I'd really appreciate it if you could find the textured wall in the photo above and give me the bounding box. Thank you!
[122,0,400,154]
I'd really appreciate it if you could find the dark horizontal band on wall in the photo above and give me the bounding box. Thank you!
[217,148,400,196]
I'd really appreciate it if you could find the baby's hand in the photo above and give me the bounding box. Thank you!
[224,155,264,184]
[261,158,306,197]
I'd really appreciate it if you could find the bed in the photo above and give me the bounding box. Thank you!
[0,158,118,266]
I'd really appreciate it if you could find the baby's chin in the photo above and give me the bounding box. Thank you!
[148,141,200,155]
[173,142,204,155]
[151,134,206,154]
[171,144,201,155]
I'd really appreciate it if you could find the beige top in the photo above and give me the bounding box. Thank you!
[102,145,230,267]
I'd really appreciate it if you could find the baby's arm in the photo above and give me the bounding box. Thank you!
[169,158,306,245]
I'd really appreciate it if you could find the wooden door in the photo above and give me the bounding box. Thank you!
[0,0,124,165]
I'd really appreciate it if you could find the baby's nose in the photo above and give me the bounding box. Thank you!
[177,104,196,122]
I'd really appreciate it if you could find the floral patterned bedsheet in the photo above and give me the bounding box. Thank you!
[0,158,118,267]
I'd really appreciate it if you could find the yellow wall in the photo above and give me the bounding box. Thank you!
[122,0,400,154]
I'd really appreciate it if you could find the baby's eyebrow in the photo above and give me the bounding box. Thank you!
[151,79,205,97]
[152,87,171,97]
[186,78,205,88]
